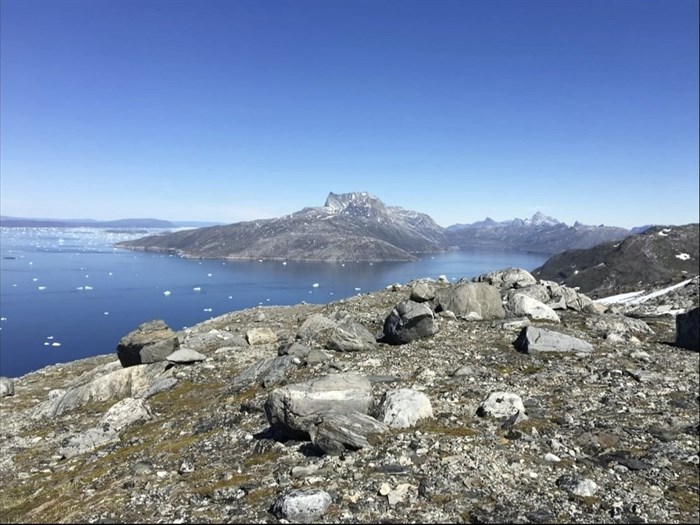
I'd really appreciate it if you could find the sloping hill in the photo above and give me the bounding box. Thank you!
[532,224,700,295]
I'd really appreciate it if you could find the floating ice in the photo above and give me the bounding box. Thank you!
[207,273,212,277]
[29,261,33,265]
[32,277,38,282]
[38,286,47,290]
[0,317,6,321]
[44,342,49,346]
[108,272,113,276]
[228,295,233,299]
[104,312,109,315]
[51,342,61,347]
[84,286,93,290]
[47,336,54,339]
[676,253,691,260]
[258,259,263,262]
[354,287,361,291]
[163,290,172,296]
[193,287,201,292]
[312,283,320,288]
[282,261,287,265]
[203,308,212,312]
[76,286,84,291]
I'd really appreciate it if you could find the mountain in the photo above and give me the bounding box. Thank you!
[0,216,176,228]
[445,214,631,255]
[115,192,447,262]
[532,223,700,296]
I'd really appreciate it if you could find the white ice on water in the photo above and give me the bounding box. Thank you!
[312,283,320,288]
[193,287,201,292]
[203,308,212,312]
[163,290,171,296]
[675,253,691,260]
[38,286,47,290]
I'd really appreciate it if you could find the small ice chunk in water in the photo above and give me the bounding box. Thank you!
[47,336,54,339]
[51,342,61,347]
[203,307,212,312]
[76,286,84,291]
[29,261,33,265]
[207,273,212,277]
[32,277,38,282]
[44,342,50,346]
[38,286,47,290]
[355,287,361,291]
[163,290,171,296]
[108,272,113,276]
[84,286,93,290]
[228,296,233,299]
[0,317,6,321]
[676,253,691,260]
[104,312,109,315]
[312,283,320,288]
[193,287,201,292]
[282,261,287,266]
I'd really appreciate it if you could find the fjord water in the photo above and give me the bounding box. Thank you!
[0,228,546,378]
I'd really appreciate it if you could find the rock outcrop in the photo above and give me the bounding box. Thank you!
[0,269,698,524]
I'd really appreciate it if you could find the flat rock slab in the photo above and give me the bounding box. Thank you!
[514,326,593,354]
[310,411,389,455]
[166,348,207,363]
[508,293,560,323]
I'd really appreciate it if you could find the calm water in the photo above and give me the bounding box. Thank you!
[0,227,546,377]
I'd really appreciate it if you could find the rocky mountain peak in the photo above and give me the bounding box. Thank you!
[527,212,561,226]
[324,191,387,218]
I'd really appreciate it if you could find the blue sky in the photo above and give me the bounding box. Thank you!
[1,0,698,229]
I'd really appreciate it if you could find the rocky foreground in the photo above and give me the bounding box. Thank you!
[1,269,698,524]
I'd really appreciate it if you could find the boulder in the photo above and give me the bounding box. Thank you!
[675,307,699,351]
[297,313,376,352]
[585,315,654,337]
[434,283,505,320]
[309,411,388,455]
[59,428,120,459]
[99,397,152,432]
[245,327,278,346]
[231,355,297,388]
[32,362,171,419]
[166,348,206,363]
[375,388,433,428]
[508,293,560,323]
[476,391,527,419]
[505,284,551,304]
[116,320,179,368]
[474,268,537,289]
[410,281,435,302]
[514,326,593,354]
[265,372,373,438]
[0,377,14,397]
[379,300,438,345]
[271,489,332,523]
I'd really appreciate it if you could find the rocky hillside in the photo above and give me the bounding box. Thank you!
[1,268,698,524]
[116,192,446,262]
[445,213,631,255]
[533,224,700,297]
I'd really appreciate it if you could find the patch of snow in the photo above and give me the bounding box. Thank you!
[675,253,691,261]
[598,278,694,306]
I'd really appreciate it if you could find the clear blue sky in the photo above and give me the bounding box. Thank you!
[1,0,698,229]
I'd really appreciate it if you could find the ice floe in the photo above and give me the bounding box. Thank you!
[163,290,171,296]
[203,308,212,312]
[207,273,212,277]
[312,283,320,288]
[32,277,38,282]
[675,253,691,260]
[355,287,361,291]
[193,287,201,292]
[104,312,109,315]
[51,342,61,347]
[38,286,47,290]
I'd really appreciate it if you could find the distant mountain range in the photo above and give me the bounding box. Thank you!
[444,212,632,254]
[0,216,222,228]
[115,192,638,262]
[532,223,700,295]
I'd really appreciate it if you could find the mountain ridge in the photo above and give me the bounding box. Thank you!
[115,192,639,261]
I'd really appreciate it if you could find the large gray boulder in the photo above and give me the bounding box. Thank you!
[434,283,505,320]
[508,293,560,323]
[116,320,179,368]
[99,397,152,432]
[231,355,297,388]
[410,281,436,302]
[514,326,593,354]
[32,362,171,419]
[505,284,551,304]
[265,373,373,438]
[585,315,654,337]
[474,268,537,289]
[309,411,388,455]
[675,307,699,351]
[375,388,433,428]
[297,313,376,352]
[379,300,438,345]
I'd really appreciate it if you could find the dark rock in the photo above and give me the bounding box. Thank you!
[379,300,438,345]
[116,320,179,368]
[675,306,699,351]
